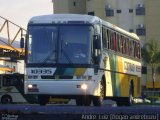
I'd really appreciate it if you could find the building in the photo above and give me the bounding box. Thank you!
[0,37,24,74]
[53,0,160,44]
[53,0,86,14]
[52,0,160,87]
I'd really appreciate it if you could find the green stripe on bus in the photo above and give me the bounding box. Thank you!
[54,68,66,75]
[109,53,121,96]
[64,68,76,76]
[115,55,121,96]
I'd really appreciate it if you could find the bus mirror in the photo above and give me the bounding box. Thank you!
[93,35,101,49]
[20,38,24,48]
[142,66,147,74]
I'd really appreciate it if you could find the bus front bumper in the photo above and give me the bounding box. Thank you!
[24,80,100,97]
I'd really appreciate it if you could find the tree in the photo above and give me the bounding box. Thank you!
[141,40,160,89]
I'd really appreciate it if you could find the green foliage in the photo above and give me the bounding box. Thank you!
[141,40,160,65]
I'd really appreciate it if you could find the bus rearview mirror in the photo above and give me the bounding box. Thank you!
[93,35,101,49]
[20,38,24,48]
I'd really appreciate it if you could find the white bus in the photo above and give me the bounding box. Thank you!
[0,74,37,104]
[24,14,142,106]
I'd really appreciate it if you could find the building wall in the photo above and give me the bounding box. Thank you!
[68,0,86,14]
[52,0,86,14]
[0,58,24,74]
[86,0,146,44]
[53,0,160,84]
[86,0,105,19]
[53,0,69,13]
[145,0,160,44]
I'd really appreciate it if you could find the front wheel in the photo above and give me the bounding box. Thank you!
[38,95,49,106]
[93,80,105,106]
[126,85,134,106]
[76,96,91,106]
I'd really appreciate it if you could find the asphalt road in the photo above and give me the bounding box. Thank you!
[0,103,160,120]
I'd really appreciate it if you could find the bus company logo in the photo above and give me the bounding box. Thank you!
[124,62,135,72]
[31,69,53,75]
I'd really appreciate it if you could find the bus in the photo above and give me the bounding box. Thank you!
[0,74,37,104]
[23,14,142,106]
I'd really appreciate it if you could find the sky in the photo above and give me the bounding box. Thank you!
[0,0,53,29]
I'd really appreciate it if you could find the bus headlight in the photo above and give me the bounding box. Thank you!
[28,84,33,89]
[81,84,88,90]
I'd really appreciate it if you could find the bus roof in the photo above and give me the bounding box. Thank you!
[29,14,101,25]
[29,14,139,40]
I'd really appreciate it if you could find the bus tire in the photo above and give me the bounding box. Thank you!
[1,95,12,104]
[76,96,91,106]
[126,83,134,106]
[76,97,83,106]
[38,95,49,106]
[116,83,134,106]
[84,96,91,106]
[93,80,105,106]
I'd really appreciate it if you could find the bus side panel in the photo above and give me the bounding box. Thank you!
[107,53,141,98]
[108,53,121,97]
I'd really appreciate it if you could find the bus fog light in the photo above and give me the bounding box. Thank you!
[81,84,88,90]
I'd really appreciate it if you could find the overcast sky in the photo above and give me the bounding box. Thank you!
[0,0,53,29]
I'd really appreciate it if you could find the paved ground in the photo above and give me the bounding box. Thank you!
[0,102,160,120]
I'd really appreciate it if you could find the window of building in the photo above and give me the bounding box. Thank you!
[88,12,95,16]
[136,24,146,36]
[73,1,76,7]
[117,9,121,13]
[105,5,114,17]
[129,29,134,33]
[136,4,145,15]
[136,28,146,36]
[129,9,133,13]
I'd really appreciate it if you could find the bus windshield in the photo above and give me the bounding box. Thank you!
[28,25,92,64]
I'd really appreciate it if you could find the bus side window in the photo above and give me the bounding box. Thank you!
[107,29,110,49]
[116,34,120,52]
[123,37,126,54]
[126,38,129,55]
[129,39,133,57]
[114,32,117,51]
[135,42,141,59]
[120,36,123,54]
[133,41,136,58]
[102,27,107,48]
[138,43,141,59]
[111,31,114,50]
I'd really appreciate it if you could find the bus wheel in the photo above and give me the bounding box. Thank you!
[126,84,134,106]
[84,96,91,106]
[76,96,91,106]
[76,97,83,106]
[93,80,105,106]
[1,95,12,104]
[38,95,49,106]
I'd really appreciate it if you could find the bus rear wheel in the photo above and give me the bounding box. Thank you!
[1,95,12,104]
[38,95,49,106]
[126,84,134,106]
[93,80,105,106]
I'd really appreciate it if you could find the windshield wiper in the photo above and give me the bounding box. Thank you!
[41,50,56,63]
[61,48,73,64]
